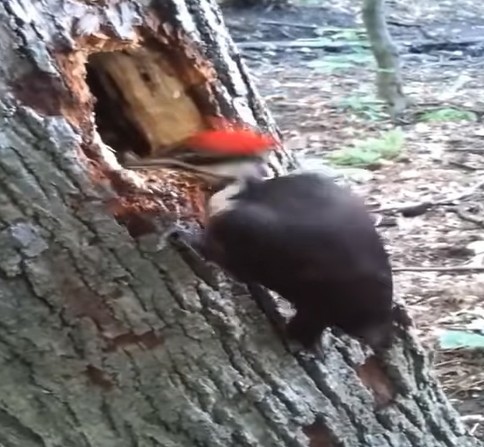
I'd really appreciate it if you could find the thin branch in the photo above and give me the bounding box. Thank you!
[448,148,484,154]
[447,161,479,172]
[455,203,484,227]
[236,36,484,56]
[393,265,484,273]
[386,19,421,29]
[372,178,484,215]
[237,39,366,51]
[260,20,318,30]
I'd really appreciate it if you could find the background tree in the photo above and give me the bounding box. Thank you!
[0,0,479,446]
[362,0,410,119]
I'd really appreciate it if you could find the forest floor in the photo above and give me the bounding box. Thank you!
[224,0,484,439]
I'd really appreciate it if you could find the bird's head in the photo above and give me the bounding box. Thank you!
[124,121,278,191]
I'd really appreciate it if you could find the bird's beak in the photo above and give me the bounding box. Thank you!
[123,150,269,187]
[124,157,239,183]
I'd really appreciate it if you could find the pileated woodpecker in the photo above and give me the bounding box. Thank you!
[125,123,396,352]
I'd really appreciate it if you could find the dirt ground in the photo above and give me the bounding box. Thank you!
[223,0,484,439]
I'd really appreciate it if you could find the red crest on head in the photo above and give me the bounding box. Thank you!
[182,118,277,155]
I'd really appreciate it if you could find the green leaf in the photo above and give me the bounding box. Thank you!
[328,129,405,167]
[418,108,477,123]
[439,329,484,349]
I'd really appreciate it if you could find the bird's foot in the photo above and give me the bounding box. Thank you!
[283,334,325,359]
[351,322,394,354]
[167,223,221,289]
[168,222,206,257]
[285,314,326,359]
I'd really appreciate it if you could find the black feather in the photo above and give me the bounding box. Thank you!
[201,172,394,350]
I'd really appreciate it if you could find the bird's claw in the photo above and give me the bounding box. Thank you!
[168,223,204,253]
[284,317,325,359]
[284,337,324,360]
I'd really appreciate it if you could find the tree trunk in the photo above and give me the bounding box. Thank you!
[362,0,409,119]
[0,0,479,446]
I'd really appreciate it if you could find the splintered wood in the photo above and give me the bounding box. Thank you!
[102,167,208,238]
[46,1,281,238]
[51,19,224,231]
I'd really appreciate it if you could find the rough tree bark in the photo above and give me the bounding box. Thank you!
[362,0,409,119]
[0,0,479,446]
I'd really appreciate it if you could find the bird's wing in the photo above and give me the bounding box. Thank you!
[206,199,385,287]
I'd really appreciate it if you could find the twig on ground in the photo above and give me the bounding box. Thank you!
[470,423,481,437]
[387,19,421,28]
[406,39,484,54]
[261,20,319,30]
[393,265,484,273]
[386,19,436,40]
[237,39,365,51]
[448,161,479,172]
[374,215,398,227]
[454,203,484,227]
[449,147,484,154]
[237,38,484,54]
[438,74,472,101]
[372,178,484,216]
[414,102,484,116]
[461,415,484,422]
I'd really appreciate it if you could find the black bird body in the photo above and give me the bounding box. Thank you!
[124,125,396,351]
[201,172,394,350]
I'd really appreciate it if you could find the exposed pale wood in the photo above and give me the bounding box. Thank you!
[87,48,205,153]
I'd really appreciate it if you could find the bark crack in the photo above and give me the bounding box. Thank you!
[194,283,300,446]
[0,407,46,447]
[124,349,197,446]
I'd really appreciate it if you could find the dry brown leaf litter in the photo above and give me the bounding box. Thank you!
[225,0,484,437]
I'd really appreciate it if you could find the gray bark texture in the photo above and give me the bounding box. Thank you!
[362,0,409,118]
[0,0,479,446]
[218,0,292,8]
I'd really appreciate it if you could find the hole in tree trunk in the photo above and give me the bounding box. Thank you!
[70,47,208,233]
[84,48,205,164]
[86,53,152,162]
